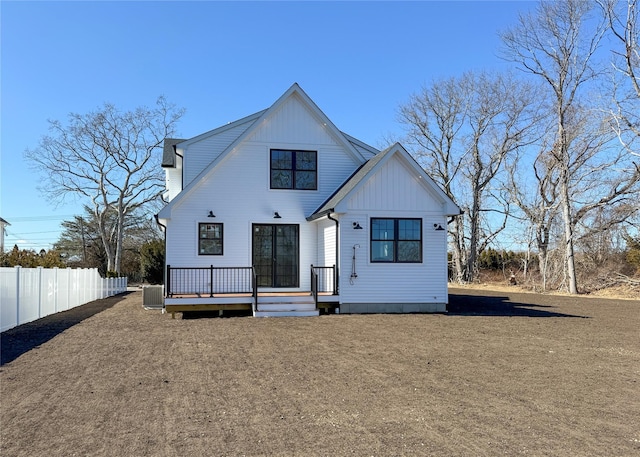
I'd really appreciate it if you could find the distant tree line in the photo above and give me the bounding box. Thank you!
[1,207,165,284]
[52,207,165,283]
[0,246,65,269]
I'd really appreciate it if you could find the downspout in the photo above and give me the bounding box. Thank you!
[448,209,464,225]
[327,211,339,295]
[447,210,463,226]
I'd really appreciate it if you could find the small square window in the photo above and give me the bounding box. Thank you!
[198,223,223,255]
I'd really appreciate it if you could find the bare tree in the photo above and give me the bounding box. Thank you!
[601,0,640,156]
[501,0,610,294]
[26,97,184,274]
[400,71,541,282]
[507,140,561,290]
[399,76,468,281]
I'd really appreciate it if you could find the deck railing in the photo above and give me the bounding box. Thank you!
[310,264,337,303]
[311,266,319,307]
[251,268,257,313]
[166,265,255,297]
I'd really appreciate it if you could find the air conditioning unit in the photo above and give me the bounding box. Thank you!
[142,285,164,309]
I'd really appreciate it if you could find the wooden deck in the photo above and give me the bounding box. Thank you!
[164,291,339,318]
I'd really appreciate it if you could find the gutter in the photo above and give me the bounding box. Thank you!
[448,210,464,225]
[305,208,334,222]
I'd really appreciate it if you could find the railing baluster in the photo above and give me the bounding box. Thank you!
[209,265,213,297]
[167,265,337,298]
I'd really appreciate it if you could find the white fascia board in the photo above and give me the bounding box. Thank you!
[177,110,267,149]
[332,144,461,216]
[283,83,368,164]
[393,146,462,216]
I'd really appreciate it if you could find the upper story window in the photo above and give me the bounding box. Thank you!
[270,149,317,190]
[198,223,223,255]
[371,218,422,263]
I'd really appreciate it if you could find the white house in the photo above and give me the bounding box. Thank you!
[157,83,460,317]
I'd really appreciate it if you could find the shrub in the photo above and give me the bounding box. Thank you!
[140,239,165,284]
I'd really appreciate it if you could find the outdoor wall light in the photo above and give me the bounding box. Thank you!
[274,212,282,219]
[207,211,216,218]
[434,223,445,231]
[353,222,363,230]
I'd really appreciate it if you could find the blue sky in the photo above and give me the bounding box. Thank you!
[1,0,534,251]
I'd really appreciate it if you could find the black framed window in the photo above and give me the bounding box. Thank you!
[270,149,317,190]
[371,218,422,263]
[198,223,223,255]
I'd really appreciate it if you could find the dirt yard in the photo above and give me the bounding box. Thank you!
[1,288,639,456]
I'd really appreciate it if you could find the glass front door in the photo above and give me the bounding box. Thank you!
[252,224,299,288]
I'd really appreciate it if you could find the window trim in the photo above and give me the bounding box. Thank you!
[198,222,224,256]
[270,149,318,190]
[370,218,423,263]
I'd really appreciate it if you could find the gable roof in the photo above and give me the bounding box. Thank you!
[161,110,267,168]
[158,83,369,219]
[177,110,267,152]
[308,143,461,220]
[341,132,379,159]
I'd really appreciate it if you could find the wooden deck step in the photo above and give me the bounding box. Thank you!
[254,295,319,317]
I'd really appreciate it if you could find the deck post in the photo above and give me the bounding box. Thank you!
[166,265,171,297]
[210,265,214,297]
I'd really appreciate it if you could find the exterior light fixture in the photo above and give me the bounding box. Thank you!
[434,224,445,231]
[274,212,282,219]
[208,211,216,218]
[353,222,363,230]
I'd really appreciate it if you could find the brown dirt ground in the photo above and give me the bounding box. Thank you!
[1,288,639,457]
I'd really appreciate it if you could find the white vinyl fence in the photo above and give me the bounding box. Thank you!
[0,266,128,332]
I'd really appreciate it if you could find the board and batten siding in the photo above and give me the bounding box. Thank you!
[336,153,450,309]
[248,93,344,147]
[347,157,445,213]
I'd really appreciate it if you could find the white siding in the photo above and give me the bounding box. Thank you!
[350,142,378,159]
[165,95,361,291]
[338,212,449,304]
[164,167,182,202]
[183,119,255,187]
[316,219,336,267]
[337,154,450,304]
[348,158,444,212]
[248,94,340,147]
[163,91,452,304]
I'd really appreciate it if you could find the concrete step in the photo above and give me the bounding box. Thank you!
[254,309,319,318]
[257,302,316,312]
